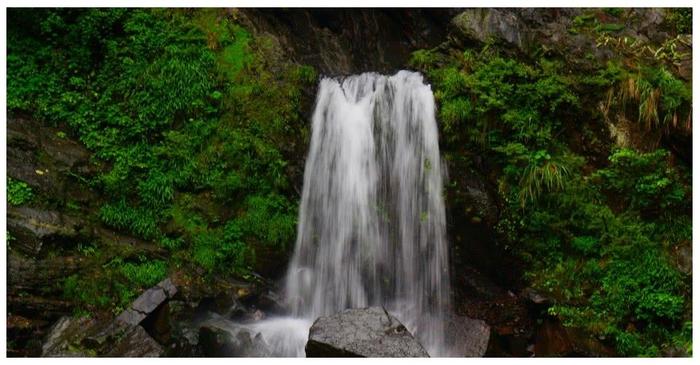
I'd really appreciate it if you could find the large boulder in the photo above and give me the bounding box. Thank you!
[451,9,525,51]
[41,316,163,357]
[305,307,429,357]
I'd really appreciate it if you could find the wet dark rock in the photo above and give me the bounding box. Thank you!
[199,320,272,357]
[141,301,173,344]
[446,166,522,290]
[7,314,48,357]
[451,9,525,51]
[533,318,574,356]
[7,115,98,204]
[130,288,167,318]
[239,9,458,75]
[116,278,178,326]
[6,115,169,358]
[305,307,429,357]
[671,241,692,275]
[486,330,533,357]
[7,294,73,331]
[42,316,97,357]
[169,322,203,357]
[7,207,88,256]
[459,266,508,301]
[255,291,287,314]
[227,299,249,320]
[42,316,163,357]
[444,315,491,357]
[249,309,266,322]
[452,266,537,357]
[8,250,82,296]
[521,288,553,307]
[534,318,615,357]
[193,291,248,319]
[103,324,164,357]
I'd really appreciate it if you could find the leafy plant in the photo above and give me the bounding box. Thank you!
[7,177,34,206]
[119,259,168,288]
[518,152,571,207]
[666,8,692,34]
[593,148,688,214]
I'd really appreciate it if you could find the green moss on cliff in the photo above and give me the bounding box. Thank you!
[8,8,315,312]
[7,178,34,206]
[411,29,691,355]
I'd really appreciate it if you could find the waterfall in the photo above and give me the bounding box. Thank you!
[217,71,452,357]
[284,70,451,356]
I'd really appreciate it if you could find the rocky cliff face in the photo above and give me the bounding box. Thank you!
[238,9,459,75]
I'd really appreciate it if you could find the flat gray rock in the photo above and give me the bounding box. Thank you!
[116,278,177,326]
[306,307,429,357]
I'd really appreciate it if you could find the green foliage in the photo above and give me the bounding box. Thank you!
[606,65,691,131]
[520,172,690,356]
[417,40,691,356]
[409,49,441,70]
[100,200,161,240]
[192,227,251,273]
[593,148,688,213]
[63,256,167,313]
[63,274,109,309]
[571,236,598,255]
[666,8,692,34]
[424,54,578,151]
[518,152,571,207]
[239,194,297,248]
[570,11,626,34]
[9,8,315,313]
[580,61,625,88]
[595,23,625,33]
[119,258,168,288]
[604,8,624,18]
[7,177,34,206]
[439,97,472,134]
[77,242,99,257]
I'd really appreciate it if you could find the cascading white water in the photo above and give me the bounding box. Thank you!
[228,71,451,357]
[284,70,451,356]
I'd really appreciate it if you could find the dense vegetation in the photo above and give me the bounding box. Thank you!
[411,9,691,356]
[8,8,315,313]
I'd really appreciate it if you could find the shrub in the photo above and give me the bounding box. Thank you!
[7,177,34,206]
[609,66,691,131]
[593,148,688,214]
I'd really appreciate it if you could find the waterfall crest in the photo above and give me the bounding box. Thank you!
[285,71,451,356]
